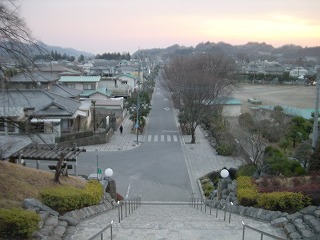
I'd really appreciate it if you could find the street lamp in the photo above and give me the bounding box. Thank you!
[105,168,113,178]
[218,168,229,200]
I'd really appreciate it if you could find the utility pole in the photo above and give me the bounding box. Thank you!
[312,69,320,151]
[136,63,140,145]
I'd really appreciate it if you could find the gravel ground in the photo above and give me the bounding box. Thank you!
[233,84,318,112]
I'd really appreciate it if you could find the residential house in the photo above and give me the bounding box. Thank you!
[100,74,136,98]
[37,63,82,76]
[290,67,309,79]
[58,75,125,125]
[48,84,83,100]
[58,75,101,93]
[0,89,87,144]
[6,71,60,90]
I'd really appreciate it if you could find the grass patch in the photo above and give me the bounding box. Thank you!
[0,161,86,209]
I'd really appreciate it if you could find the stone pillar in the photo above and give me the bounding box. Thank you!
[104,177,117,200]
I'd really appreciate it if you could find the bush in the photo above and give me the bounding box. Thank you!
[237,176,259,206]
[216,144,233,156]
[237,164,257,177]
[257,192,311,213]
[262,146,306,177]
[39,180,103,213]
[203,182,214,197]
[0,208,40,239]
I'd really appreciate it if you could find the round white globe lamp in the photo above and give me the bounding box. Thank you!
[105,168,113,178]
[220,169,229,178]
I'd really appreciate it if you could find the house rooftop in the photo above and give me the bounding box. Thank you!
[9,71,60,83]
[59,76,101,83]
[49,84,82,98]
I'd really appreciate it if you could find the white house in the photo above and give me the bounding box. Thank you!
[289,67,309,78]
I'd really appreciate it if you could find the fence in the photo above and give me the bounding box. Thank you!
[117,196,142,223]
[189,196,286,240]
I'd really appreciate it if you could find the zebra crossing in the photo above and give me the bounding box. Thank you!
[146,134,180,143]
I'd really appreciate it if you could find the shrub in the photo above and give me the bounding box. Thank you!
[40,180,103,213]
[257,192,311,213]
[0,208,40,239]
[262,146,306,177]
[203,182,214,197]
[237,176,259,206]
[216,144,233,156]
[237,164,257,177]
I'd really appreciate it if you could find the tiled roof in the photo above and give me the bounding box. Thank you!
[114,73,137,79]
[9,71,59,83]
[0,89,81,118]
[59,76,101,83]
[80,87,112,97]
[49,84,82,98]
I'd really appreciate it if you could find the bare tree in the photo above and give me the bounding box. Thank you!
[237,111,269,164]
[0,0,44,76]
[0,1,49,143]
[164,54,236,143]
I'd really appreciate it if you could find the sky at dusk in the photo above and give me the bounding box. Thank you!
[19,0,320,54]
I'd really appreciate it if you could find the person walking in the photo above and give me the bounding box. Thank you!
[119,124,123,134]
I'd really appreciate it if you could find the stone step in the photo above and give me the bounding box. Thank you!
[110,204,286,240]
[303,214,320,235]
[292,218,315,239]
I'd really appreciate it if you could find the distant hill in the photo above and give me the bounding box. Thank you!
[133,42,320,63]
[37,41,95,58]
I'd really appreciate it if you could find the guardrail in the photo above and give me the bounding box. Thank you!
[117,195,142,223]
[242,221,286,240]
[189,196,286,240]
[189,196,233,223]
[88,220,113,240]
[88,196,142,240]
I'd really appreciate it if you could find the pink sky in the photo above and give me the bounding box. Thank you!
[20,0,320,54]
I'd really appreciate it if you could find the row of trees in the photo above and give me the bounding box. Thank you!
[95,52,131,60]
[33,51,76,62]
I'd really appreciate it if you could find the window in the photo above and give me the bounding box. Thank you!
[33,123,44,133]
[0,120,4,132]
[68,84,75,89]
[7,122,16,133]
[83,84,95,90]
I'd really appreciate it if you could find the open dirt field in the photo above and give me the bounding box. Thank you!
[233,84,318,113]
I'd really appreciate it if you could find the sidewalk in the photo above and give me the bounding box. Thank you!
[84,114,145,152]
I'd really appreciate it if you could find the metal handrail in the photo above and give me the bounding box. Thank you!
[190,197,286,239]
[242,221,286,240]
[88,220,113,240]
[117,195,142,223]
[189,196,233,223]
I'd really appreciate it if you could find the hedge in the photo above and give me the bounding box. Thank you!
[237,176,259,206]
[39,180,103,213]
[0,208,40,239]
[257,191,312,213]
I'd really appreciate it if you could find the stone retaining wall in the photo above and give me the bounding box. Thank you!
[199,179,320,240]
[23,193,116,240]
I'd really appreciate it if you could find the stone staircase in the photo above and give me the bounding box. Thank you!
[109,202,286,240]
[280,206,320,239]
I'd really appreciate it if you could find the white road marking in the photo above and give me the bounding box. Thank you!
[126,178,132,198]
[161,135,165,142]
